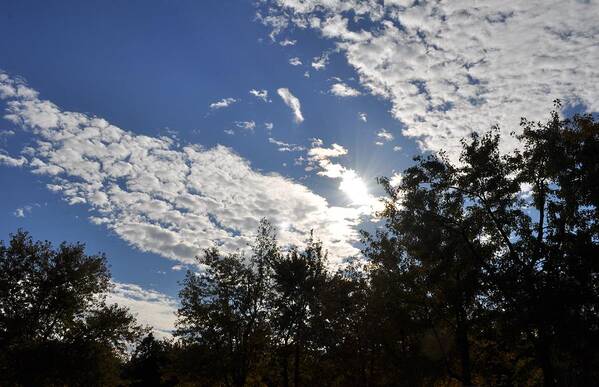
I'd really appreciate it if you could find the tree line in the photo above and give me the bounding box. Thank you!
[1,104,598,386]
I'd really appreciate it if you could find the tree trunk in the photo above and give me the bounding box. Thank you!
[537,332,557,387]
[456,305,472,386]
[293,341,301,387]
[282,349,289,387]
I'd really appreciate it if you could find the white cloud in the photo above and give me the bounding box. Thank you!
[308,142,348,166]
[269,137,305,152]
[0,153,27,167]
[234,120,256,131]
[209,97,237,110]
[358,112,367,122]
[263,0,599,160]
[279,38,297,46]
[277,88,304,123]
[310,137,323,147]
[13,203,38,218]
[393,145,402,152]
[376,128,394,142]
[107,282,178,338]
[0,73,362,263]
[289,57,303,66]
[264,122,274,131]
[249,89,269,102]
[1,129,15,136]
[330,83,361,97]
[311,52,329,70]
[224,129,235,135]
[256,12,290,41]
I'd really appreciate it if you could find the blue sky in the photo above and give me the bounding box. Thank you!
[1,0,597,335]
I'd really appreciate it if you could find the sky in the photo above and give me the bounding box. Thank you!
[1,0,597,336]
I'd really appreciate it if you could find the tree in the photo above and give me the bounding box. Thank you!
[123,333,178,387]
[366,152,489,385]
[267,232,328,387]
[506,104,599,385]
[175,219,278,386]
[366,103,599,385]
[0,230,144,386]
[453,104,599,385]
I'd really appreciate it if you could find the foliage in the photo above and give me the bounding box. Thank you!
[0,230,145,386]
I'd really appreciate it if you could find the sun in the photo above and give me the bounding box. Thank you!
[339,171,371,206]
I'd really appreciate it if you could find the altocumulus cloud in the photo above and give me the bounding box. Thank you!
[0,152,27,167]
[376,129,394,142]
[0,72,362,266]
[330,82,361,97]
[262,0,599,159]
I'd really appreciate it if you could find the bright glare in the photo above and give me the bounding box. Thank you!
[339,171,371,206]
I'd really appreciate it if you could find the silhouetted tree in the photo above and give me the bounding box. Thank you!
[175,219,277,386]
[267,232,328,387]
[0,230,145,386]
[366,102,599,385]
[502,104,599,385]
[122,333,177,387]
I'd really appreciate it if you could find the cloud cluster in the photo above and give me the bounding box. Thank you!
[263,0,599,159]
[330,83,361,97]
[279,38,297,46]
[249,89,270,102]
[14,204,37,218]
[268,137,305,152]
[209,97,237,110]
[0,73,362,264]
[0,152,27,167]
[307,141,348,176]
[311,52,329,71]
[376,128,395,145]
[277,87,304,123]
[376,129,394,142]
[234,120,257,131]
[289,57,302,66]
